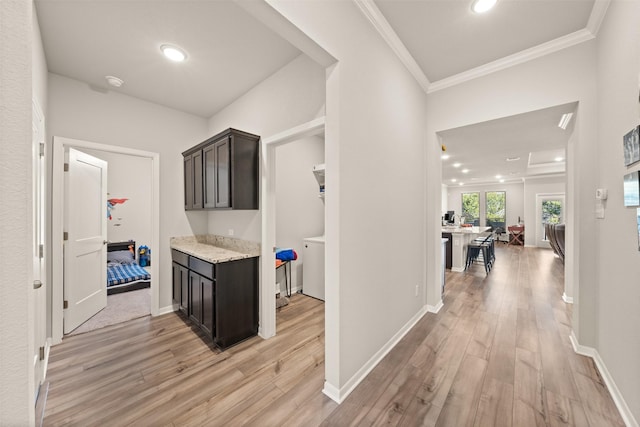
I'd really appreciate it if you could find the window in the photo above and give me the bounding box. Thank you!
[486,191,506,230]
[461,192,480,225]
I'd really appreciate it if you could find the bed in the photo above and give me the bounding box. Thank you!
[107,241,151,295]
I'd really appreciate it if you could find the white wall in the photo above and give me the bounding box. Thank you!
[595,0,640,421]
[47,73,210,311]
[205,54,326,242]
[0,1,35,424]
[269,1,429,398]
[80,149,153,252]
[446,181,524,230]
[523,175,566,246]
[275,136,325,291]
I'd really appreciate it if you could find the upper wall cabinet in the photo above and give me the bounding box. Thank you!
[183,128,259,211]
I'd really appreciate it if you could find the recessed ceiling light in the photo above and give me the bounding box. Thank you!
[499,179,505,183]
[554,156,564,162]
[453,162,461,168]
[441,154,450,160]
[161,44,187,62]
[462,169,469,174]
[105,75,124,87]
[495,174,502,179]
[459,182,464,186]
[558,113,573,130]
[451,178,457,182]
[471,0,497,14]
[506,156,520,162]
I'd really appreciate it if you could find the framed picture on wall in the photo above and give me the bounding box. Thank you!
[623,125,640,166]
[637,208,640,251]
[624,171,640,207]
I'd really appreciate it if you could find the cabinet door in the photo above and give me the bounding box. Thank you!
[184,155,193,210]
[215,258,258,349]
[203,144,216,209]
[214,138,230,208]
[201,277,214,338]
[179,265,189,315]
[192,150,203,209]
[172,262,180,305]
[189,271,202,324]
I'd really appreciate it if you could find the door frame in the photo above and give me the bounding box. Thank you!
[535,192,565,248]
[51,136,160,344]
[259,116,325,339]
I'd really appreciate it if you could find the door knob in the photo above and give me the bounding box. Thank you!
[33,280,42,289]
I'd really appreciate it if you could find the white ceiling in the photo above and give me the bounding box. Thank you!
[439,102,577,186]
[374,0,596,83]
[35,0,302,118]
[35,0,593,180]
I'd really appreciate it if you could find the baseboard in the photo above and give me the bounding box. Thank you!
[156,305,176,316]
[322,381,341,403]
[427,300,444,314]
[562,292,574,304]
[569,330,638,427]
[451,267,464,273]
[324,306,429,403]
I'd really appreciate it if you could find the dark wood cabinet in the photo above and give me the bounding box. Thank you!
[172,249,190,315]
[172,261,189,315]
[184,151,203,210]
[189,270,203,324]
[183,128,259,211]
[171,249,258,350]
[442,233,452,269]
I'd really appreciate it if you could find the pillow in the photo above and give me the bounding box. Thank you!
[107,250,135,265]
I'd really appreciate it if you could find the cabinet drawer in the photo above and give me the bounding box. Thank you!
[189,256,215,280]
[171,249,189,267]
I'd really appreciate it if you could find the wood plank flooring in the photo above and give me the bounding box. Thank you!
[43,245,625,426]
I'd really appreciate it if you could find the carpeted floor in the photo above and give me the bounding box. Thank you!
[67,287,151,336]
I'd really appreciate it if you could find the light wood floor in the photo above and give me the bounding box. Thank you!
[43,246,625,426]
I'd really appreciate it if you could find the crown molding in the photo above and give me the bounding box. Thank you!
[353,0,430,93]
[428,28,595,93]
[586,0,611,36]
[355,0,610,94]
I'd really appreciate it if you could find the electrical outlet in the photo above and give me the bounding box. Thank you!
[415,284,419,297]
[228,229,234,236]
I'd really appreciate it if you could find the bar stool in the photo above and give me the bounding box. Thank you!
[466,234,494,274]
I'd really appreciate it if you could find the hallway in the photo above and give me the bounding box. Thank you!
[42,245,624,426]
[324,245,624,426]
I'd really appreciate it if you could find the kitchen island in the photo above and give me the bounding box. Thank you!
[441,226,491,272]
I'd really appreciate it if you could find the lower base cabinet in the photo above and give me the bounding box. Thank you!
[172,249,258,350]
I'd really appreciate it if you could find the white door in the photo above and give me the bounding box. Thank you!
[32,100,46,399]
[64,148,108,333]
[535,193,565,248]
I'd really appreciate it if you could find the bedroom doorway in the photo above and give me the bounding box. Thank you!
[52,136,160,343]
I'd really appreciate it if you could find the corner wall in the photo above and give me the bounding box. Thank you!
[267,0,429,399]
[47,73,210,310]
[205,54,326,243]
[0,1,35,424]
[594,0,640,422]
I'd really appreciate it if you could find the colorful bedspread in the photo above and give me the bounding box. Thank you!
[107,263,150,287]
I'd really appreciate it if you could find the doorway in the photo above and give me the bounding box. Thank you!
[51,136,160,344]
[259,117,325,339]
[67,147,153,335]
[536,193,565,248]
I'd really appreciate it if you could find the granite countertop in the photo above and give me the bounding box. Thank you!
[170,235,260,264]
[441,226,491,234]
